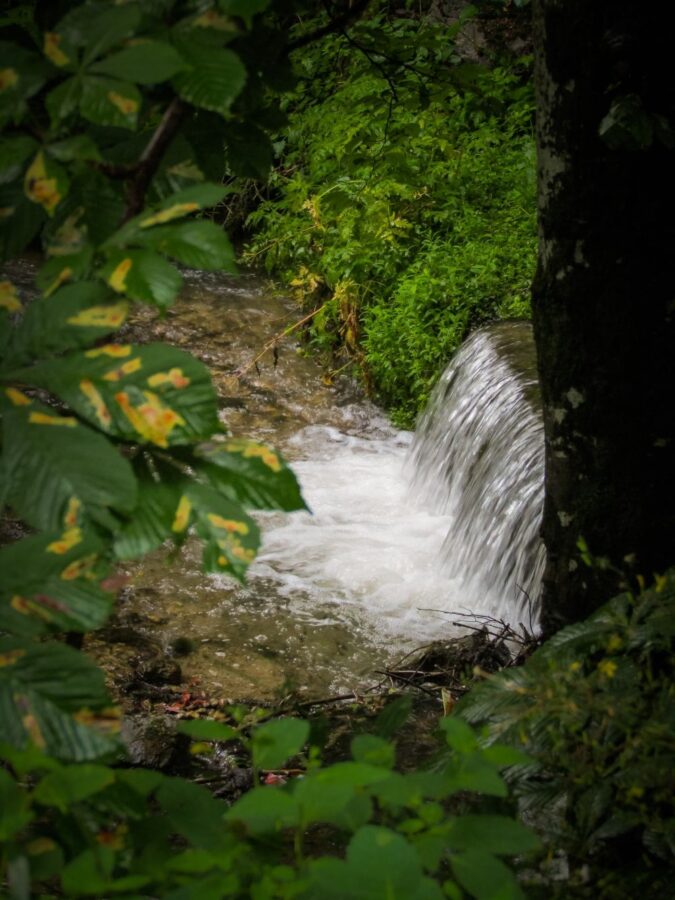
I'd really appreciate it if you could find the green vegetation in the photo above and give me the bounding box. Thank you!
[459,570,675,896]
[246,12,536,425]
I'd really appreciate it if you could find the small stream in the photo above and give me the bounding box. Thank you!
[103,270,469,699]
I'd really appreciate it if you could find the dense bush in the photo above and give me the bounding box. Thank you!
[457,570,675,897]
[246,13,536,425]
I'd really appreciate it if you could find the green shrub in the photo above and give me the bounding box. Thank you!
[246,16,536,425]
[457,571,675,897]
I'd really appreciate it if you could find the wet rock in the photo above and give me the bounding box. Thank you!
[121,714,189,770]
[133,655,183,686]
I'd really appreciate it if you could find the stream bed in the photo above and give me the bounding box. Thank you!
[89,270,462,701]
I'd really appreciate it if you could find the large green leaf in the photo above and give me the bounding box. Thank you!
[172,42,246,117]
[1,281,127,368]
[306,826,444,900]
[46,76,83,124]
[156,777,230,852]
[0,392,136,531]
[195,439,306,511]
[0,638,120,760]
[100,248,182,308]
[56,2,141,64]
[136,220,236,271]
[114,479,184,559]
[187,482,260,581]
[12,342,219,446]
[450,849,525,900]
[0,183,45,263]
[444,815,540,856]
[91,41,186,85]
[0,530,113,636]
[0,134,38,184]
[0,768,33,840]
[36,247,94,296]
[0,41,52,127]
[251,717,309,770]
[79,76,141,130]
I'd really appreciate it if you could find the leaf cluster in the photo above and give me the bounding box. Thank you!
[1,704,539,898]
[456,571,675,896]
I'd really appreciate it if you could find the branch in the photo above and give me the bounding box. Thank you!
[286,0,371,53]
[123,97,188,221]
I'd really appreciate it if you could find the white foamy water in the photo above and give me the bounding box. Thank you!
[241,323,544,642]
[250,420,462,642]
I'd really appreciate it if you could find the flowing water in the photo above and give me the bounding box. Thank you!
[7,261,544,698]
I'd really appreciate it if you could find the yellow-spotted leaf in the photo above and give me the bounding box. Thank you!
[24,152,69,218]
[0,637,119,760]
[1,281,127,370]
[79,76,141,130]
[103,183,232,249]
[0,530,112,637]
[10,343,219,446]
[36,248,93,297]
[0,41,52,128]
[100,249,182,309]
[195,439,306,512]
[187,483,260,582]
[0,279,21,312]
[0,392,136,532]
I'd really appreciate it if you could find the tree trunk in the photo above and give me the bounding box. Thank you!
[532,0,675,632]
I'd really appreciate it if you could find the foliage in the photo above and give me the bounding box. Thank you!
[0,0,305,755]
[245,10,536,426]
[456,571,675,897]
[0,704,539,898]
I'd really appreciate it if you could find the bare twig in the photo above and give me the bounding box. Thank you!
[286,0,371,53]
[234,304,327,377]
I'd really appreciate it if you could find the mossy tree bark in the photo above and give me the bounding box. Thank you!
[532,0,675,632]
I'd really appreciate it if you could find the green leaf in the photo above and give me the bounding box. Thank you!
[445,815,540,855]
[293,776,370,829]
[46,76,83,124]
[0,134,38,184]
[178,720,240,742]
[196,439,306,511]
[56,2,141,64]
[441,717,479,754]
[0,638,119,760]
[100,249,182,308]
[375,695,413,739]
[0,768,33,840]
[136,220,236,271]
[47,135,101,163]
[0,530,113,636]
[306,826,443,900]
[156,777,230,851]
[451,850,524,900]
[0,41,51,127]
[60,848,115,898]
[3,281,127,367]
[351,734,396,769]
[80,76,141,130]
[225,786,298,834]
[91,41,187,84]
[33,764,114,811]
[188,482,260,581]
[13,342,219,447]
[0,184,44,263]
[252,717,309,769]
[114,479,183,559]
[172,43,246,117]
[0,392,136,532]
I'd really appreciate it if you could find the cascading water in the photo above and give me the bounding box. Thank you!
[406,321,545,626]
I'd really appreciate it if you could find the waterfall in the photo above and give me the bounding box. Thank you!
[406,322,545,627]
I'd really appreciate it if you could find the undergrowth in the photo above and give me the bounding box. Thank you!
[245,13,536,426]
